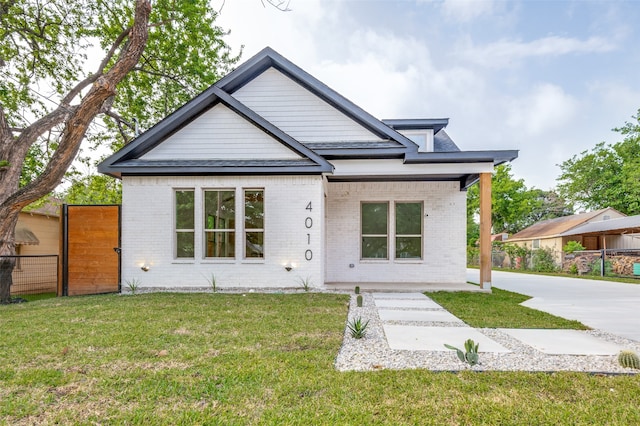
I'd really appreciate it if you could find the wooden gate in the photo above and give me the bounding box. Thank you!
[60,205,121,296]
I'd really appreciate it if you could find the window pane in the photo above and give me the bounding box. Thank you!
[362,237,388,259]
[245,190,264,229]
[175,190,194,229]
[205,190,235,230]
[206,231,235,258]
[396,237,421,259]
[176,232,194,258]
[396,203,421,235]
[246,232,264,258]
[361,203,388,235]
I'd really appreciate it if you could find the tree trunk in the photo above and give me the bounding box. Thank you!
[0,0,152,302]
[0,210,18,303]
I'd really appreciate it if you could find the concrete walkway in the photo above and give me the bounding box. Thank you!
[467,269,640,342]
[375,292,624,355]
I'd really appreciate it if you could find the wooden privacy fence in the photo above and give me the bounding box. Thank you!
[60,205,121,296]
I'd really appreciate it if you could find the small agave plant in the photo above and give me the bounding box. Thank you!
[444,339,480,366]
[347,316,369,339]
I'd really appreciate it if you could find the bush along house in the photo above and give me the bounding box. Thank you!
[99,47,517,291]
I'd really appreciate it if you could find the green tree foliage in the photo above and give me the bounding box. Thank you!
[467,165,572,241]
[0,0,237,302]
[4,0,238,193]
[557,109,640,215]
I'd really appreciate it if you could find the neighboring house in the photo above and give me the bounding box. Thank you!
[15,201,60,256]
[506,207,640,265]
[13,201,60,294]
[99,47,517,291]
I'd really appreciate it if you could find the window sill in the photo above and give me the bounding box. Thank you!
[241,259,265,264]
[172,260,195,264]
[201,259,236,264]
[394,259,423,264]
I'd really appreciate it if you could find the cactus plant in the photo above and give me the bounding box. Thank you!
[356,294,363,307]
[618,350,640,369]
[355,286,360,294]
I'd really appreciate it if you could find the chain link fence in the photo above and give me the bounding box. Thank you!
[0,255,58,295]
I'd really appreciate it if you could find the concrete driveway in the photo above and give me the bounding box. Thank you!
[467,269,640,342]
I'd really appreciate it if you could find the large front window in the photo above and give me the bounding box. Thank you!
[204,190,235,258]
[361,202,389,259]
[395,202,423,259]
[244,189,264,259]
[175,190,195,258]
[361,201,423,260]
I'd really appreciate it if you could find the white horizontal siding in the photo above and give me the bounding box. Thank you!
[142,104,302,160]
[233,68,384,143]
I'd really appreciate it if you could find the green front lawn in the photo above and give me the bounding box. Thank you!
[1,293,638,424]
[429,287,589,329]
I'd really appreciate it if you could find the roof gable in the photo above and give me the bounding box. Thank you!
[141,103,303,161]
[98,47,518,181]
[233,67,389,144]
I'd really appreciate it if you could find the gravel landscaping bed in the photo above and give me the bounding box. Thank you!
[335,293,640,373]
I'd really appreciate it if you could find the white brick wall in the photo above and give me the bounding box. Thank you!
[325,181,467,284]
[122,177,467,289]
[121,175,324,290]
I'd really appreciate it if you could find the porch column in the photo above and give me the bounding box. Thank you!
[479,172,492,289]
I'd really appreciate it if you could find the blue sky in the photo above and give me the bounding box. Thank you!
[213,0,640,190]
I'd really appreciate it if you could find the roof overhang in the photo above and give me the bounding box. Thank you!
[15,227,39,245]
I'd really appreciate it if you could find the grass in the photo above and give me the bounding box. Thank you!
[430,287,589,329]
[469,265,640,285]
[15,292,57,302]
[1,293,639,424]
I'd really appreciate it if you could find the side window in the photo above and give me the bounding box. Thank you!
[532,239,540,249]
[395,202,423,259]
[204,190,235,258]
[361,202,389,259]
[175,190,195,258]
[244,189,264,258]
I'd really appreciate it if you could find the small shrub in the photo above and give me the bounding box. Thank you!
[503,244,530,269]
[563,241,585,254]
[568,263,579,275]
[204,273,217,293]
[467,246,480,266]
[125,278,140,295]
[444,339,480,366]
[356,294,363,307]
[347,316,369,339]
[531,247,558,272]
[590,259,613,276]
[618,350,640,369]
[297,276,312,292]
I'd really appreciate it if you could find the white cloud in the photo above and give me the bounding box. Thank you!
[462,36,617,67]
[505,84,578,136]
[439,0,495,22]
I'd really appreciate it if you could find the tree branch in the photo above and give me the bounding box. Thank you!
[2,0,152,212]
[61,25,133,105]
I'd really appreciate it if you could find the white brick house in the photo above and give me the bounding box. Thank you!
[99,47,517,291]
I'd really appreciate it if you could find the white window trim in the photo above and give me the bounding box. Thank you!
[174,188,195,260]
[360,201,389,261]
[202,188,236,260]
[399,129,434,152]
[243,188,265,261]
[360,200,424,262]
